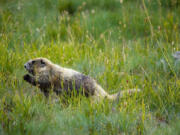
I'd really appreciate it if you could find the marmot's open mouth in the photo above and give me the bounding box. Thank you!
[27,70,34,75]
[24,69,34,76]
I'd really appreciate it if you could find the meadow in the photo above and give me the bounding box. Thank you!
[0,0,180,134]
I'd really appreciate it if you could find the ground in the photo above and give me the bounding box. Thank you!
[0,0,180,134]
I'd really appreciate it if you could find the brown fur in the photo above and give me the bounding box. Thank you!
[23,58,140,100]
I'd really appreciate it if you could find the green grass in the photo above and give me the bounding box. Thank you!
[0,0,180,134]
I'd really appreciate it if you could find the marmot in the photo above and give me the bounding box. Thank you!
[23,58,140,101]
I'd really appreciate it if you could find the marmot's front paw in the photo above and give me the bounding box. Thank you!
[23,74,31,81]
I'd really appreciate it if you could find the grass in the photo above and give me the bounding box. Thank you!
[0,0,180,134]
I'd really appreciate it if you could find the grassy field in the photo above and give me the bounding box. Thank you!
[0,0,180,134]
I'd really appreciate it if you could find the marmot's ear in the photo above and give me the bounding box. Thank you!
[40,60,46,66]
[32,60,35,64]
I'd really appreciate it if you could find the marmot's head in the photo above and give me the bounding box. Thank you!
[24,58,52,75]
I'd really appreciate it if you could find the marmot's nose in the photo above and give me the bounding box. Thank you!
[24,64,27,69]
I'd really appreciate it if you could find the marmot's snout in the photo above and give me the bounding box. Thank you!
[24,63,28,70]
[24,62,29,70]
[24,61,34,74]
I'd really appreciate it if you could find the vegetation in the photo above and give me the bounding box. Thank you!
[0,0,180,134]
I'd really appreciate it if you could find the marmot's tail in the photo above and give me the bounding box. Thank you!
[94,84,140,102]
[106,89,141,101]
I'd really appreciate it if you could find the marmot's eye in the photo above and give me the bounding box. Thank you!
[32,61,35,64]
[40,60,46,66]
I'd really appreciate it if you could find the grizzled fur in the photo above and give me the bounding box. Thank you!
[23,58,140,100]
[23,58,98,97]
